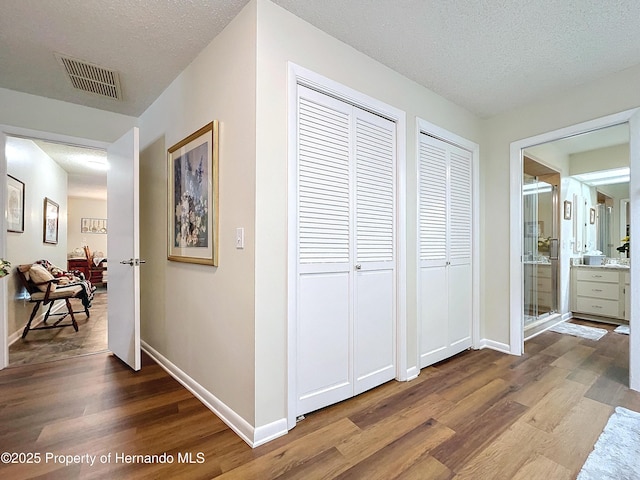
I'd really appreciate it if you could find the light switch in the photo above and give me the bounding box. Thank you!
[235,228,244,249]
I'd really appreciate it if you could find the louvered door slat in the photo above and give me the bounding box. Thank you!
[419,139,447,261]
[449,148,472,260]
[298,96,350,264]
[355,115,395,263]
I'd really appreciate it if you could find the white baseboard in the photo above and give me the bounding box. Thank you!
[8,301,66,346]
[8,329,21,347]
[405,366,420,381]
[141,340,287,448]
[477,338,513,354]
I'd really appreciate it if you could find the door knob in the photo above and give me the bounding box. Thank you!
[120,259,147,266]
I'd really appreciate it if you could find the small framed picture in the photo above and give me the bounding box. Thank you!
[563,200,572,220]
[7,174,25,233]
[590,208,596,224]
[43,197,59,244]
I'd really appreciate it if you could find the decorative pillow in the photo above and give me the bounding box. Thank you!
[29,264,56,292]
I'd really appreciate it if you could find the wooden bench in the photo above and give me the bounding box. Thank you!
[16,264,91,339]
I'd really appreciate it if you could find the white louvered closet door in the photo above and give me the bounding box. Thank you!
[296,86,396,416]
[419,133,473,368]
[353,109,396,395]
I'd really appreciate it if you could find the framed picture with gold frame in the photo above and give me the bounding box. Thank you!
[43,197,59,244]
[167,121,219,266]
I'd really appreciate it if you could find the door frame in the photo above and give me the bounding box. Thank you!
[416,118,481,365]
[509,108,640,392]
[0,124,109,370]
[286,63,407,429]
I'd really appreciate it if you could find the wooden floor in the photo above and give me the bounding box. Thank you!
[9,288,108,366]
[1,319,639,479]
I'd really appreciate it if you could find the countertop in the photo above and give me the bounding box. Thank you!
[571,264,630,270]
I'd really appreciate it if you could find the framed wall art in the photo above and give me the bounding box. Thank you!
[167,121,219,266]
[7,174,25,233]
[590,207,596,225]
[563,200,572,220]
[81,217,108,234]
[43,197,59,244]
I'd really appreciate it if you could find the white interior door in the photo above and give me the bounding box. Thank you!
[0,132,7,369]
[353,110,396,394]
[419,133,472,367]
[107,127,141,371]
[296,88,353,414]
[295,86,396,415]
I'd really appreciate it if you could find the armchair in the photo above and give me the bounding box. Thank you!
[16,264,91,338]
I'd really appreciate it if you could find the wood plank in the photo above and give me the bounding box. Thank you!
[511,454,572,480]
[453,422,548,480]
[334,419,455,479]
[1,323,639,479]
[521,380,589,433]
[430,400,528,472]
[550,345,595,370]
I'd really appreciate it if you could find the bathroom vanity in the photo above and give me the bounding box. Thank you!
[571,265,630,324]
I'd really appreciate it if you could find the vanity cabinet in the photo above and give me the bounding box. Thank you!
[524,263,552,310]
[571,266,628,322]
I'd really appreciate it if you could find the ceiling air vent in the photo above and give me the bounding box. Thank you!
[55,54,122,100]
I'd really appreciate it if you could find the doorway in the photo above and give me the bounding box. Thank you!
[1,126,111,370]
[5,135,109,366]
[509,109,640,392]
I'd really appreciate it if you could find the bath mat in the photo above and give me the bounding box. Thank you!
[577,406,640,479]
[549,322,607,341]
[614,325,630,335]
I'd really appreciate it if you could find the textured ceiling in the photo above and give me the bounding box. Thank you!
[0,0,250,117]
[32,140,108,200]
[272,0,640,118]
[2,1,640,118]
[3,1,639,196]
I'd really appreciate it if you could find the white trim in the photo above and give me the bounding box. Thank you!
[416,117,481,368]
[0,124,110,371]
[629,110,640,392]
[287,63,408,427]
[476,339,511,354]
[509,108,640,392]
[405,366,420,381]
[141,341,287,448]
[0,131,7,370]
[0,124,110,150]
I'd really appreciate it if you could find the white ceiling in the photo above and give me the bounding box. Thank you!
[3,1,640,195]
[2,0,640,119]
[32,140,108,200]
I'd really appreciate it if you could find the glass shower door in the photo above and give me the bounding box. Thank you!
[523,174,558,328]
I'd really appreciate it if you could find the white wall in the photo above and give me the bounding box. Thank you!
[6,137,68,336]
[136,0,482,437]
[481,63,640,345]
[254,0,480,428]
[138,1,258,426]
[570,143,629,175]
[0,88,137,143]
[68,197,108,256]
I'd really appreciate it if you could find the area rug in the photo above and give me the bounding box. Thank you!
[577,406,640,479]
[548,322,608,341]
[614,325,630,335]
